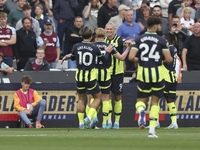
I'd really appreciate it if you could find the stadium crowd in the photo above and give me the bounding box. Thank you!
[1,0,200,137]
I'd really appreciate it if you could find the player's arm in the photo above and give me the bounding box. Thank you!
[128,48,139,63]
[182,48,188,71]
[162,49,173,64]
[99,45,114,62]
[61,54,72,64]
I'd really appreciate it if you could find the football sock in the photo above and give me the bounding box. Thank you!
[149,105,159,128]
[167,102,177,123]
[78,113,84,126]
[114,100,122,123]
[108,99,112,124]
[88,108,96,121]
[102,101,109,124]
[135,101,146,113]
[86,104,90,116]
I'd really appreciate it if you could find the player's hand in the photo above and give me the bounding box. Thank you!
[183,64,188,71]
[124,39,132,47]
[61,55,68,64]
[105,45,113,53]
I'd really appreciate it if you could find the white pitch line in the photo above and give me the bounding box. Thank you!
[0,134,47,137]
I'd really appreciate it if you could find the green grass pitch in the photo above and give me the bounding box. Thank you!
[0,128,199,150]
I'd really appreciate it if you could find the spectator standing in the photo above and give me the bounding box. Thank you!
[24,48,50,71]
[176,0,195,20]
[4,0,18,12]
[168,0,183,27]
[192,0,200,10]
[35,4,48,34]
[76,0,89,17]
[0,12,16,67]
[83,0,102,29]
[109,4,130,31]
[0,0,10,14]
[169,15,189,59]
[30,0,47,18]
[14,75,46,128]
[160,0,172,19]
[65,16,83,69]
[97,0,118,28]
[180,7,194,35]
[135,0,150,22]
[16,4,40,37]
[7,0,27,28]
[152,5,170,34]
[14,17,37,70]
[53,0,78,55]
[40,19,60,69]
[182,22,200,71]
[137,5,151,30]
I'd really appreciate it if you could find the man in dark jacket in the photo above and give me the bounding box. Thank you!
[53,0,78,55]
[65,16,83,69]
[24,48,49,71]
[97,0,118,28]
[14,16,37,71]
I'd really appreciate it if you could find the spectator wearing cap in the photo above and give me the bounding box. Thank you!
[15,4,40,37]
[35,4,49,34]
[40,19,60,69]
[109,4,130,32]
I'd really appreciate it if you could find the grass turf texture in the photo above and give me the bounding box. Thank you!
[0,128,199,150]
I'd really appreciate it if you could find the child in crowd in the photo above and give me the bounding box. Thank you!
[180,7,194,35]
[0,52,14,74]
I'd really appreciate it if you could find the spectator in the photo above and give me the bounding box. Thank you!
[176,0,195,20]
[53,0,78,55]
[169,15,189,59]
[182,22,200,71]
[4,0,18,12]
[109,4,130,31]
[152,5,170,34]
[180,7,194,35]
[24,48,50,71]
[16,4,40,37]
[40,19,60,69]
[75,0,89,17]
[160,0,172,19]
[137,5,151,30]
[0,12,16,67]
[83,0,102,29]
[0,52,14,74]
[35,4,48,34]
[192,0,200,10]
[0,0,10,14]
[168,0,183,27]
[66,16,83,69]
[97,0,118,28]
[135,0,150,22]
[30,0,47,18]
[195,1,200,21]
[117,10,142,70]
[14,17,37,70]
[14,75,46,128]
[7,0,27,28]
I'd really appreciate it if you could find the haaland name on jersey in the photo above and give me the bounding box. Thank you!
[77,45,93,51]
[140,36,159,43]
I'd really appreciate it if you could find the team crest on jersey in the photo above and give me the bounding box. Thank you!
[6,29,10,33]
[53,38,56,42]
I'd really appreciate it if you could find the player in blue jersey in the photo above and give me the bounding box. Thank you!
[129,16,173,138]
[87,28,132,129]
[61,27,113,129]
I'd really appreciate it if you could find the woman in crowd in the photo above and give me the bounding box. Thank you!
[137,5,151,30]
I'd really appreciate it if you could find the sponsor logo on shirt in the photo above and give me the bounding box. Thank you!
[0,35,11,39]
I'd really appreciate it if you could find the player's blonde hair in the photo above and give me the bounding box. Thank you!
[105,22,115,29]
[184,7,192,13]
[95,28,105,38]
